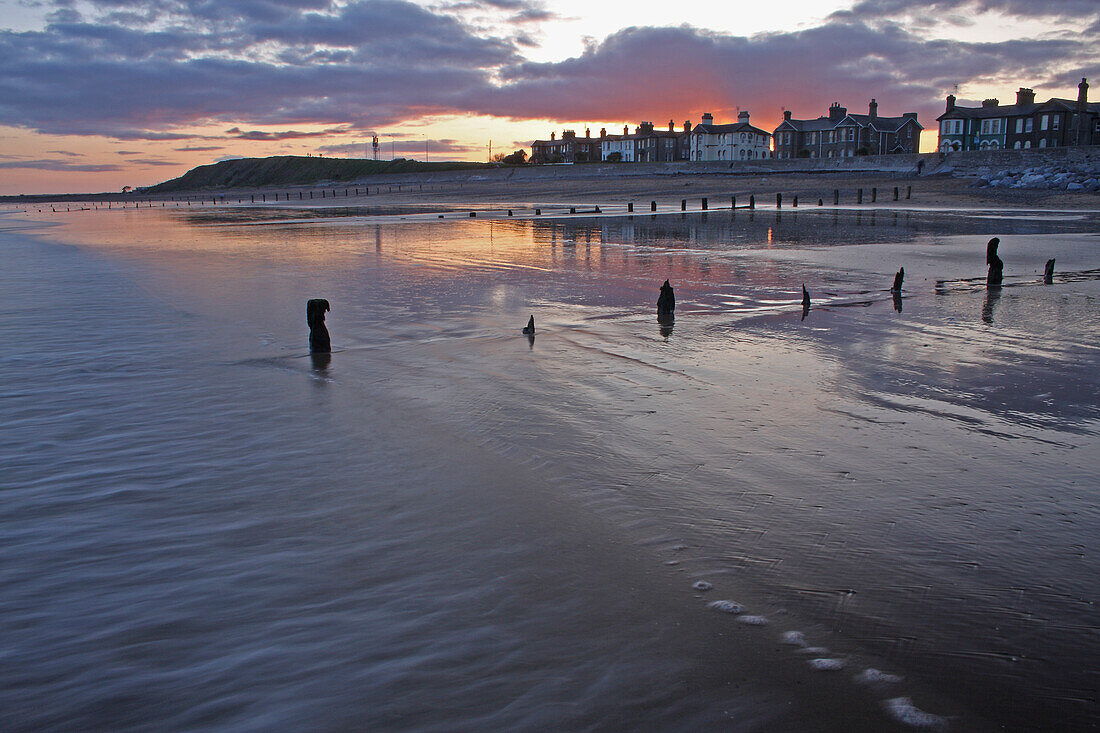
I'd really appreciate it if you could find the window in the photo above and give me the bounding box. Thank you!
[1024,140,1031,148]
[1041,115,1048,130]
[1016,119,1023,133]
[1014,141,1022,149]
[848,128,855,141]
[1026,118,1033,132]
[1039,138,1047,147]
[1052,115,1059,130]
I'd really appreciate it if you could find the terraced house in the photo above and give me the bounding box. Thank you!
[530,129,604,163]
[773,100,921,159]
[936,79,1099,152]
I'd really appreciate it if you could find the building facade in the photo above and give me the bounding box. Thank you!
[688,112,771,161]
[936,79,1098,152]
[530,128,604,163]
[773,100,922,159]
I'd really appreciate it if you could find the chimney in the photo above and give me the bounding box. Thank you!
[869,98,878,117]
[585,127,590,138]
[562,129,575,140]
[946,94,955,112]
[599,127,606,138]
[669,119,675,132]
[829,102,846,121]
[738,110,750,124]
[1079,78,1089,109]
[981,98,999,108]
[903,112,918,120]
[784,110,792,121]
[624,125,629,135]
[701,112,713,125]
[1016,87,1035,106]
[550,132,555,141]
[683,120,691,133]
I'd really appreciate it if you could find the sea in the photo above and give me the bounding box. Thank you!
[1,201,1097,731]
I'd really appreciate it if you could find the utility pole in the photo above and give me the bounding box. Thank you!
[489,140,492,162]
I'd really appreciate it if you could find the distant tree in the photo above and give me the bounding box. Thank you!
[121,185,132,193]
[491,152,508,163]
[502,149,527,165]
[606,152,622,163]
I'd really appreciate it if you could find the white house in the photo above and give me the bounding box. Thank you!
[689,112,771,161]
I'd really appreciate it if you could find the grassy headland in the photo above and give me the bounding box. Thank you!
[146,156,495,192]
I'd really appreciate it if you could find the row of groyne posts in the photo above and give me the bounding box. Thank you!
[471,187,914,218]
[38,183,436,212]
[38,183,912,215]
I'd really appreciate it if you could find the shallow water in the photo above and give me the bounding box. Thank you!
[1,205,1097,731]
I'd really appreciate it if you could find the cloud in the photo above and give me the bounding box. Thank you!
[226,126,352,140]
[484,21,1093,130]
[0,0,517,137]
[838,0,1100,21]
[0,159,124,172]
[129,158,180,166]
[173,145,224,151]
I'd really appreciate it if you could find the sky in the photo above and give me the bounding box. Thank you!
[0,0,1097,194]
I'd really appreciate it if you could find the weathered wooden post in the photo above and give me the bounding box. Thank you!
[508,210,513,216]
[872,187,877,202]
[793,196,798,207]
[776,193,782,208]
[469,211,476,217]
[251,194,254,203]
[857,188,863,204]
[651,201,657,211]
[818,199,823,206]
[833,189,839,205]
[535,208,541,215]
[731,196,736,209]
[749,195,755,209]
[570,207,576,213]
[702,197,708,210]
[907,186,911,199]
[893,186,899,200]
[681,199,687,211]
[628,202,634,212]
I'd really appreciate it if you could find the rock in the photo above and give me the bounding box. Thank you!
[1067,182,1085,191]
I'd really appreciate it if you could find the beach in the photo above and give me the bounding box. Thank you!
[0,179,1097,731]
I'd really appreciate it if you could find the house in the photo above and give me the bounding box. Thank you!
[936,79,1099,152]
[689,112,771,161]
[530,128,604,163]
[599,120,692,162]
[773,100,921,159]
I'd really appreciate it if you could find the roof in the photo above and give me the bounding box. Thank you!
[936,97,1100,121]
[692,122,771,137]
[775,113,921,133]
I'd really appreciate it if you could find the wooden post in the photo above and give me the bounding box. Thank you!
[818,199,823,206]
[681,199,687,211]
[833,189,839,205]
[651,201,657,212]
[872,187,877,202]
[251,195,254,203]
[731,196,736,209]
[776,193,782,208]
[857,188,863,204]
[469,211,476,217]
[702,197,708,210]
[535,208,541,215]
[570,207,576,213]
[893,186,899,201]
[749,195,755,209]
[628,202,634,212]
[508,210,513,216]
[793,196,798,207]
[907,186,911,199]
